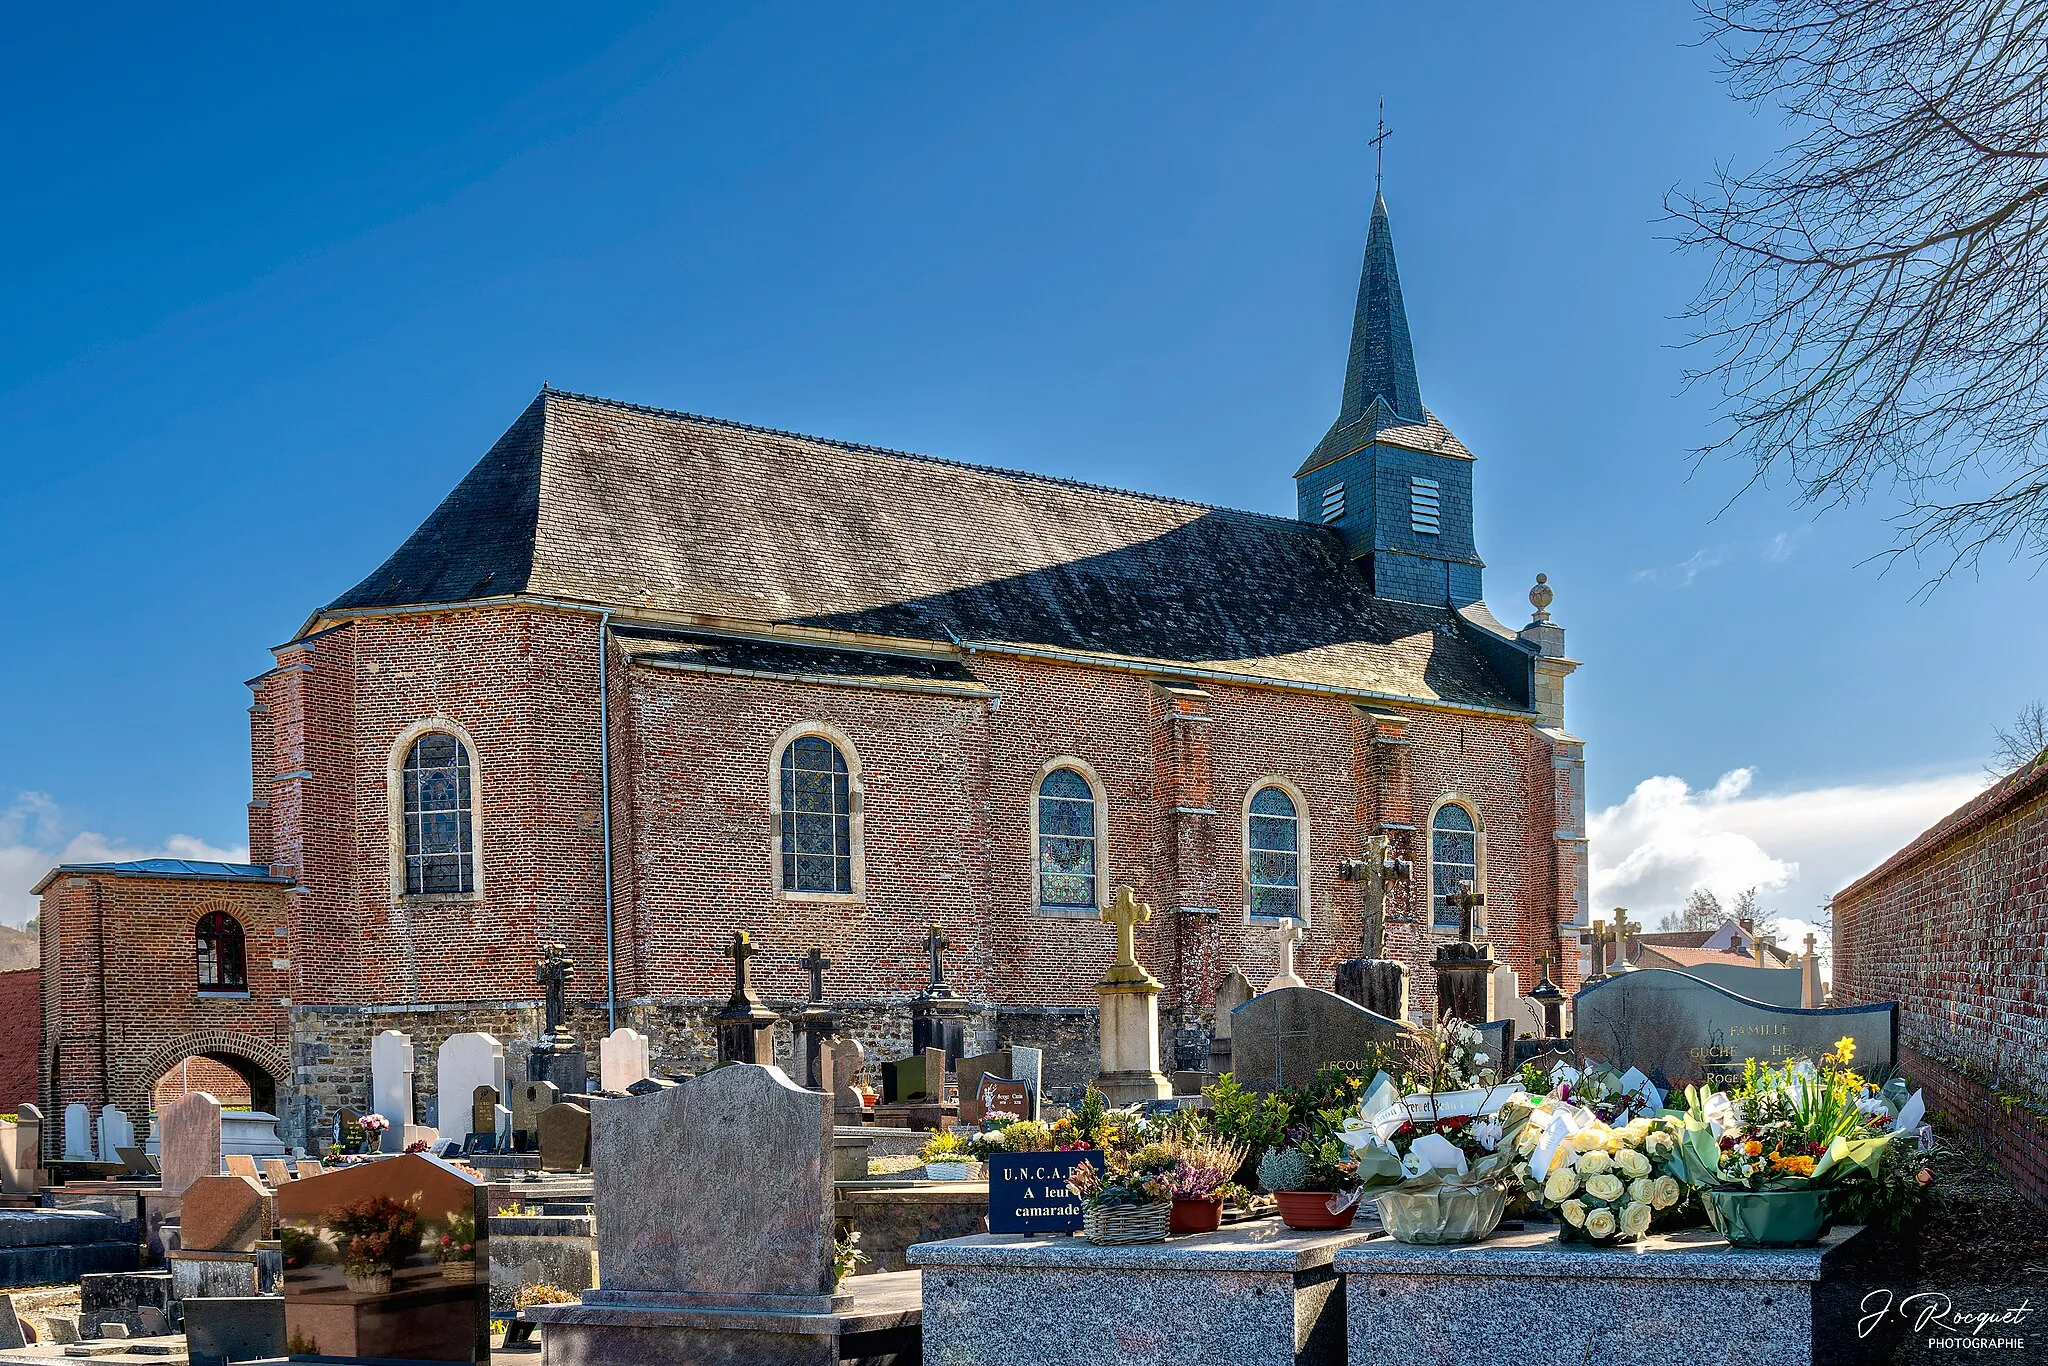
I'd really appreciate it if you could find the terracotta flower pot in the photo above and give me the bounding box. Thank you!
[1272,1190,1357,1230]
[1169,1195,1223,1234]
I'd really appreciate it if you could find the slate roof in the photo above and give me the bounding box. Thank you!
[321,389,1533,712]
[615,627,988,695]
[29,859,290,896]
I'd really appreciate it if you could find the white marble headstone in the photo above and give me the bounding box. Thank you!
[95,1106,134,1164]
[62,1105,91,1161]
[371,1030,416,1154]
[598,1028,651,1093]
[436,1033,505,1137]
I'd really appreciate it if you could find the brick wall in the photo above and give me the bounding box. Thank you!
[0,970,40,1113]
[1833,760,2048,1209]
[46,600,1582,1133]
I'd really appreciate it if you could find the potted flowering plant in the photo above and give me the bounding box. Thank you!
[327,1194,423,1295]
[919,1131,976,1181]
[1254,1114,1361,1230]
[1161,1134,1248,1234]
[1509,1089,1690,1246]
[1675,1038,1926,1248]
[1067,1141,1176,1244]
[434,1210,478,1284]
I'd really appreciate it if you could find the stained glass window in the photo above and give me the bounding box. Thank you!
[1248,786,1301,919]
[1431,803,1479,934]
[780,736,852,894]
[1037,768,1097,909]
[196,911,246,990]
[403,732,475,895]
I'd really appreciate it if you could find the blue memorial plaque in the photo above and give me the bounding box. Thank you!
[987,1150,1104,1234]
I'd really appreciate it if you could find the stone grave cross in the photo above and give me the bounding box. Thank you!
[1447,880,1485,946]
[726,930,762,1005]
[923,925,950,992]
[1609,909,1638,970]
[537,943,574,1039]
[1586,918,1614,982]
[1529,951,1565,1038]
[1101,886,1157,986]
[1267,918,1306,991]
[801,947,831,1004]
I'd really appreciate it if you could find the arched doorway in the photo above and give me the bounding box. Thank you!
[150,1054,272,1113]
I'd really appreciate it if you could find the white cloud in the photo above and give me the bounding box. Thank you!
[0,792,247,929]
[1632,546,1725,588]
[1589,767,1988,957]
[1763,527,1811,563]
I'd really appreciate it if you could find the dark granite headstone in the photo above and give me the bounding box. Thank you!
[986,1151,1104,1234]
[954,1050,1011,1125]
[509,1082,559,1152]
[1334,958,1409,1020]
[1229,986,1417,1094]
[980,1079,1029,1121]
[183,1295,284,1366]
[882,1054,939,1104]
[536,1103,592,1173]
[470,1086,500,1141]
[1572,968,1898,1090]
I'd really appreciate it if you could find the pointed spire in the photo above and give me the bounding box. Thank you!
[1338,191,1423,424]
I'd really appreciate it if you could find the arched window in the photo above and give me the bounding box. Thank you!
[1247,786,1302,919]
[780,735,852,894]
[402,732,476,895]
[1037,769,1098,910]
[196,912,246,991]
[1430,802,1480,934]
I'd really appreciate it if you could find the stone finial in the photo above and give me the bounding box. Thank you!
[1528,572,1553,623]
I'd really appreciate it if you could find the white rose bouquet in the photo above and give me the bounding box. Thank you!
[1509,1101,1690,1246]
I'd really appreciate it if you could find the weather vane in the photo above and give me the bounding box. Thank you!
[1371,98,1392,193]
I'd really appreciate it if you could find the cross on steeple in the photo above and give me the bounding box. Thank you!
[1370,99,1393,194]
[800,947,831,1004]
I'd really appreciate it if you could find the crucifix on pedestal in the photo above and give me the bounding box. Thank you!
[800,946,831,1005]
[1609,909,1638,971]
[1101,886,1158,986]
[1528,950,1565,1039]
[1092,886,1171,1103]
[1267,917,1307,992]
[714,929,779,1065]
[1446,880,1485,946]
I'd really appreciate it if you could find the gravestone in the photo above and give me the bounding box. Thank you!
[274,1153,489,1362]
[598,1027,651,1093]
[1210,968,1255,1073]
[226,1153,262,1181]
[470,1086,500,1143]
[1229,986,1416,1094]
[62,1104,91,1161]
[436,1033,505,1142]
[0,1294,23,1351]
[159,1092,222,1197]
[1335,959,1409,1021]
[954,1050,1011,1126]
[95,1106,134,1164]
[295,1160,322,1179]
[587,1062,837,1307]
[117,1147,155,1178]
[1010,1045,1044,1119]
[260,1157,293,1187]
[823,1038,867,1124]
[370,1030,415,1154]
[980,1079,1030,1121]
[536,1103,592,1173]
[882,1050,942,1103]
[509,1081,559,1151]
[178,1174,272,1253]
[1572,967,1898,1090]
[714,930,780,1064]
[0,1107,42,1195]
[495,1105,512,1150]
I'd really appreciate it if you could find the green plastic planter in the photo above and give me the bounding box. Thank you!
[1703,1187,1831,1247]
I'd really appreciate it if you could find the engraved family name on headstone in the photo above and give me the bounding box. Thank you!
[1572,968,1897,1089]
[1230,987,1414,1094]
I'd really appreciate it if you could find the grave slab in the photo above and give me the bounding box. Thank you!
[1230,987,1416,1093]
[157,1094,220,1198]
[182,1294,286,1366]
[911,1223,1371,1365]
[1335,1224,1886,1366]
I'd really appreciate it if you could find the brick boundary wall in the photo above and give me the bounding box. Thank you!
[1833,756,2048,1211]
[0,970,39,1113]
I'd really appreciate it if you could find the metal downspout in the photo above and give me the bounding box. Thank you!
[599,611,617,1034]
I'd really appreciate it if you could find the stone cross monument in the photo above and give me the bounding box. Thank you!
[1266,918,1307,991]
[528,945,587,1093]
[1528,951,1566,1040]
[1609,909,1638,970]
[794,947,839,1092]
[714,930,780,1065]
[1335,834,1412,1019]
[1093,887,1171,1104]
[1434,879,1497,1025]
[910,923,970,1063]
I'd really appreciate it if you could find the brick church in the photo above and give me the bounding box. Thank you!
[35,191,1588,1144]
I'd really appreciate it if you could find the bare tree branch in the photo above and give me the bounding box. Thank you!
[1672,0,2048,580]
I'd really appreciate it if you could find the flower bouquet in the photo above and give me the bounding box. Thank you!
[327,1194,423,1294]
[1509,1089,1690,1246]
[1336,1031,1522,1246]
[1675,1039,1928,1247]
[1068,1142,1176,1244]
[434,1210,478,1284]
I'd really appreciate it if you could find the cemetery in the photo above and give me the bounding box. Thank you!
[0,889,1964,1365]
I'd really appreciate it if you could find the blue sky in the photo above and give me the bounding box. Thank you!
[1,4,2024,935]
